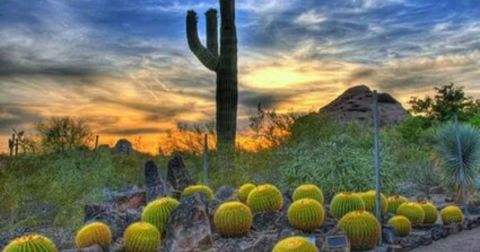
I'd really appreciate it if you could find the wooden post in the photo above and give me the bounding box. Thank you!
[203,133,209,185]
[94,135,99,150]
[454,113,469,218]
[373,90,382,244]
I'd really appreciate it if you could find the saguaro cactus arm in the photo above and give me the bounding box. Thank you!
[205,9,219,57]
[186,11,219,71]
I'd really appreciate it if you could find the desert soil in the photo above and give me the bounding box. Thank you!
[412,228,480,252]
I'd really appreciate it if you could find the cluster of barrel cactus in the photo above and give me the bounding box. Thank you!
[182,184,215,200]
[397,202,425,225]
[213,201,253,237]
[361,190,388,214]
[440,205,464,225]
[387,195,408,214]
[238,183,256,202]
[419,201,438,224]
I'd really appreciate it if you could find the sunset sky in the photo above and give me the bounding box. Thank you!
[1,0,480,153]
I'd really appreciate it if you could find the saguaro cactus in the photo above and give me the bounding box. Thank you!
[187,0,238,169]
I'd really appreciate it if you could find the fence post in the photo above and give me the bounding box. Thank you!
[454,113,469,218]
[372,90,382,244]
[94,135,99,150]
[203,134,209,185]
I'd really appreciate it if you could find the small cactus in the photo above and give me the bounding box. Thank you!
[246,184,284,212]
[337,211,381,250]
[387,215,411,237]
[440,205,464,225]
[182,185,215,200]
[329,192,366,219]
[361,190,388,215]
[3,234,58,252]
[272,236,319,252]
[124,222,161,252]
[397,202,425,225]
[141,197,180,232]
[292,184,324,204]
[214,201,252,237]
[238,183,256,202]
[288,198,325,232]
[419,201,438,224]
[75,222,112,249]
[387,195,408,214]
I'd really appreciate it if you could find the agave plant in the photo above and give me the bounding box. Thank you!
[435,122,480,200]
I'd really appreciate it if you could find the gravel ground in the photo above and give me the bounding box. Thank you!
[412,228,480,252]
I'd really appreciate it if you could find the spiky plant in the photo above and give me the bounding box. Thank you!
[288,198,325,232]
[387,215,411,237]
[397,202,425,225]
[329,192,365,219]
[246,184,283,212]
[435,123,480,201]
[387,195,408,214]
[141,197,180,232]
[419,201,438,224]
[292,184,324,204]
[440,205,464,225]
[124,222,161,252]
[272,236,319,252]
[337,211,381,250]
[361,190,388,215]
[214,201,252,237]
[75,222,112,249]
[182,185,215,200]
[3,235,58,252]
[238,183,256,202]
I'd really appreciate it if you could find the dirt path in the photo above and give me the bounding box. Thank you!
[412,228,480,252]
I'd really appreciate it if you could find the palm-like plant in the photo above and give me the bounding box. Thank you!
[435,122,480,200]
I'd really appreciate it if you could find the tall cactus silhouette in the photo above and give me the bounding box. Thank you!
[187,0,238,169]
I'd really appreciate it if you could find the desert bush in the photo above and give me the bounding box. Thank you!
[35,117,92,153]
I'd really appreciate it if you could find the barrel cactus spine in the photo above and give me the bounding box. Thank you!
[124,222,161,252]
[292,184,324,204]
[387,215,411,237]
[337,211,381,250]
[440,205,464,225]
[238,183,256,202]
[288,198,325,232]
[419,201,438,224]
[214,201,252,237]
[182,185,215,200]
[397,202,425,225]
[3,234,58,252]
[246,184,284,212]
[141,197,180,232]
[329,192,366,219]
[361,190,388,214]
[75,222,112,249]
[387,195,408,214]
[272,236,319,252]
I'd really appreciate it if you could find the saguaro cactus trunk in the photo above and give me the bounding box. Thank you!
[187,0,238,170]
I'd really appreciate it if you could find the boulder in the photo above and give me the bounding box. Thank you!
[144,160,171,201]
[114,139,133,156]
[167,156,194,192]
[215,185,235,202]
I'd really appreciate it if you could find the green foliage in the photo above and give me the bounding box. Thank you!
[35,117,92,153]
[246,184,284,212]
[182,185,215,200]
[397,202,425,225]
[419,201,438,225]
[213,201,252,237]
[361,191,388,215]
[141,197,180,233]
[287,198,324,232]
[387,215,411,237]
[440,205,464,225]
[75,222,112,249]
[387,195,408,214]
[338,211,381,250]
[329,192,365,219]
[292,184,324,204]
[237,183,256,202]
[406,159,442,197]
[124,222,161,252]
[4,234,57,252]
[272,236,319,252]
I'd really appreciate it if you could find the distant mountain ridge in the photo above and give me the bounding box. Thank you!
[319,85,409,125]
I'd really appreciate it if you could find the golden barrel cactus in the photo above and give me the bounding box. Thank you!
[182,185,215,200]
[3,235,57,252]
[387,215,411,237]
[272,236,318,252]
[440,205,464,225]
[292,184,324,204]
[361,190,388,215]
[141,197,180,232]
[387,195,408,214]
[238,183,256,202]
[75,222,112,248]
[419,201,438,224]
[337,211,381,250]
[329,192,366,219]
[124,222,161,252]
[214,201,253,237]
[397,202,425,225]
[246,184,284,212]
[288,198,325,232]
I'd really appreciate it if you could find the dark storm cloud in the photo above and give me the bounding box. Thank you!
[240,89,298,109]
[0,105,43,134]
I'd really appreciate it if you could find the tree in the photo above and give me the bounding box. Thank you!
[35,117,91,153]
[186,0,238,170]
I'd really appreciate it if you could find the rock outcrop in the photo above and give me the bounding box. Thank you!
[319,85,409,126]
[167,156,194,192]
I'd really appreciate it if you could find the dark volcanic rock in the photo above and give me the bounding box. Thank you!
[215,185,235,202]
[166,155,194,191]
[319,85,408,126]
[114,139,133,156]
[144,160,171,201]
